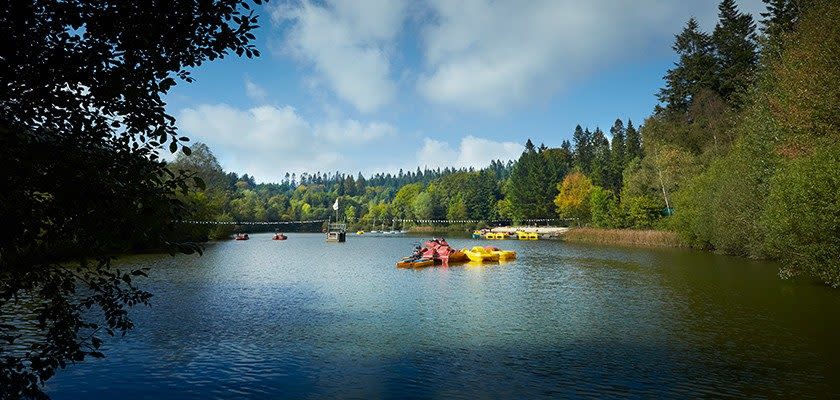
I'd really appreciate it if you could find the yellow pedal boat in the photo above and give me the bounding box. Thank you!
[462,246,500,263]
[516,231,539,240]
[484,232,507,240]
[483,246,517,260]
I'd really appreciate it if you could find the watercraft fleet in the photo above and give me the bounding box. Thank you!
[233,231,522,269]
[395,238,517,268]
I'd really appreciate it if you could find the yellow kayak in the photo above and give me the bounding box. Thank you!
[462,246,500,263]
[396,258,434,268]
[356,230,365,235]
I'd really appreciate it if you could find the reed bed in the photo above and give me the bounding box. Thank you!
[562,228,684,248]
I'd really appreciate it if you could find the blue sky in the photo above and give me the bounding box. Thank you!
[167,0,766,183]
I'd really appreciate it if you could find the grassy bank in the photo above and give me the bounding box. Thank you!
[562,228,684,248]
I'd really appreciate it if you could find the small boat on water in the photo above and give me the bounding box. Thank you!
[484,246,516,260]
[462,246,500,263]
[234,233,250,240]
[421,238,468,264]
[516,231,539,240]
[395,258,434,268]
[396,238,467,268]
[272,233,287,240]
[484,232,507,240]
[356,230,365,235]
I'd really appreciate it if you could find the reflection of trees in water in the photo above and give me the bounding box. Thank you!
[1,1,265,397]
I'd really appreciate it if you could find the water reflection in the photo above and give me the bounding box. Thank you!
[45,233,839,398]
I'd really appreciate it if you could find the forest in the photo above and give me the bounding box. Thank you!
[176,0,839,287]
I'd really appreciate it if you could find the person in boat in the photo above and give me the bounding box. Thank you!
[407,245,424,261]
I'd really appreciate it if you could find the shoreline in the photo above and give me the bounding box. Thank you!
[405,225,682,249]
[561,228,684,248]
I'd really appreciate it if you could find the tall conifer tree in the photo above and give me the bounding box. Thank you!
[589,128,612,189]
[609,119,627,192]
[625,120,642,162]
[658,18,717,113]
[573,125,593,173]
[760,0,800,39]
[713,0,758,107]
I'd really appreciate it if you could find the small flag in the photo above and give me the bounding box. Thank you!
[332,199,339,211]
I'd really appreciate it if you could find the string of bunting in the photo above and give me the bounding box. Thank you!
[178,217,576,225]
[178,219,329,225]
[391,218,574,224]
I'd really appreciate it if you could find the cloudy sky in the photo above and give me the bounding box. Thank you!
[167,0,766,183]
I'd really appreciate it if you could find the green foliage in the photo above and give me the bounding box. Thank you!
[713,0,759,108]
[344,205,358,223]
[507,140,563,220]
[622,196,663,229]
[609,119,627,192]
[393,183,424,219]
[669,0,838,271]
[625,120,643,163]
[0,0,264,396]
[762,141,840,287]
[760,0,802,47]
[572,125,593,174]
[412,191,435,220]
[658,18,718,113]
[590,186,621,228]
[670,100,780,256]
[446,194,469,221]
[770,0,840,142]
[589,128,612,189]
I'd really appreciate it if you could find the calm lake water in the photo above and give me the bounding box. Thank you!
[46,233,840,398]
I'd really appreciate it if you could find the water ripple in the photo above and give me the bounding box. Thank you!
[43,233,840,399]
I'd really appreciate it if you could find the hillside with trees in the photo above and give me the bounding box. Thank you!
[176,0,840,288]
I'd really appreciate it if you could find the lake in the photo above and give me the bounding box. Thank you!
[46,233,840,398]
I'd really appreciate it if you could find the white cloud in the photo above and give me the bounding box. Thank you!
[417,0,767,112]
[244,77,268,102]
[416,135,522,170]
[315,120,395,143]
[273,0,407,113]
[177,103,397,182]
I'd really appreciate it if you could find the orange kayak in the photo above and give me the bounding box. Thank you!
[395,258,434,268]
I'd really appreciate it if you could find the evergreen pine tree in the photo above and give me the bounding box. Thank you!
[658,18,717,113]
[507,140,536,220]
[524,138,536,152]
[609,119,627,192]
[760,0,800,39]
[560,140,573,159]
[713,0,758,108]
[572,125,593,173]
[625,120,642,162]
[589,128,612,189]
[507,139,559,220]
[355,172,366,194]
